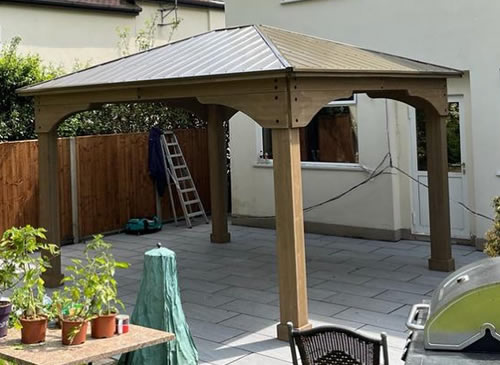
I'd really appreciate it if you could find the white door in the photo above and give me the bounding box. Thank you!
[409,96,470,239]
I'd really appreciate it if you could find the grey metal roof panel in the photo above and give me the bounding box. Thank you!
[257,25,461,75]
[21,24,461,94]
[24,25,286,92]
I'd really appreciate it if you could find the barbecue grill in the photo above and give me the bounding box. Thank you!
[406,257,500,353]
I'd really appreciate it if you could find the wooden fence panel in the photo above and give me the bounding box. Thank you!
[0,129,210,240]
[0,139,72,240]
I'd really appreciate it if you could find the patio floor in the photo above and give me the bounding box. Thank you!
[62,222,485,365]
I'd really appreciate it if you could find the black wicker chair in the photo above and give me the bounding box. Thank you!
[287,322,389,365]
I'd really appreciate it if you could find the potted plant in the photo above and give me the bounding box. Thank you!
[59,235,129,343]
[0,229,19,338]
[85,235,129,339]
[58,263,95,345]
[484,196,500,257]
[0,226,58,343]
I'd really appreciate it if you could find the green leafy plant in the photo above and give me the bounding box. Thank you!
[484,196,500,257]
[58,269,94,323]
[61,235,129,318]
[2,31,203,141]
[85,235,129,316]
[136,14,159,52]
[0,226,59,327]
[0,37,62,142]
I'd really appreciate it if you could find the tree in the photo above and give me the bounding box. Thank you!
[1,15,202,142]
[0,37,61,141]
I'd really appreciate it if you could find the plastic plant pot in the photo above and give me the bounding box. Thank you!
[0,301,12,338]
[62,319,88,345]
[91,313,116,339]
[20,316,47,344]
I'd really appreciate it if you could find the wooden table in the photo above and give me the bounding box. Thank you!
[0,324,175,365]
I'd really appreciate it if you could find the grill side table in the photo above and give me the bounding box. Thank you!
[404,330,500,364]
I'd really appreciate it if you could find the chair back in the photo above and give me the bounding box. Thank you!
[287,322,389,365]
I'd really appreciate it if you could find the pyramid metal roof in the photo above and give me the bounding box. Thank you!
[20,25,461,95]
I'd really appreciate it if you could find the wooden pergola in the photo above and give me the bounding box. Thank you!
[19,25,462,340]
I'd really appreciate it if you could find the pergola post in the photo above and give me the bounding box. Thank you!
[207,105,230,243]
[426,109,455,272]
[272,128,311,340]
[38,128,64,287]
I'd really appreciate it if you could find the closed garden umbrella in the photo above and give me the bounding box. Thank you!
[119,245,198,365]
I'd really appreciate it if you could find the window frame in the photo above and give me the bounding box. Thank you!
[255,95,361,170]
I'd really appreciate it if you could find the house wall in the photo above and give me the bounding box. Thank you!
[0,1,225,70]
[225,0,492,241]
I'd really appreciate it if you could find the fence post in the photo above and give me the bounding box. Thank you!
[69,137,80,244]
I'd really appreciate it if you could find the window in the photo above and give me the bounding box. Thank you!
[415,102,461,172]
[260,98,359,163]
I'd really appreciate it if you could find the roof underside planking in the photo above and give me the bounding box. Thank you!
[19,24,461,96]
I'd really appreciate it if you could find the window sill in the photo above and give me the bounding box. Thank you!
[254,160,365,172]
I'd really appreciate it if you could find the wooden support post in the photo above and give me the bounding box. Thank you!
[38,129,64,287]
[426,110,455,272]
[207,105,230,243]
[69,137,80,244]
[272,128,311,341]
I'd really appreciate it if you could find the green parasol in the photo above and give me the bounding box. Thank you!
[119,244,198,365]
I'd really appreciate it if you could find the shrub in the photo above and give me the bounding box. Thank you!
[484,196,500,257]
[0,37,61,141]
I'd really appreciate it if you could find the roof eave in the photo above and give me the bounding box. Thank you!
[0,0,143,14]
[17,69,289,97]
[173,0,224,10]
[292,68,464,78]
[140,0,224,10]
[18,67,463,97]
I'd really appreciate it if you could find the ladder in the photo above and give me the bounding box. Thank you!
[160,131,209,228]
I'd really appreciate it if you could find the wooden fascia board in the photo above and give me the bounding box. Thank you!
[291,69,463,78]
[35,78,286,105]
[17,70,288,98]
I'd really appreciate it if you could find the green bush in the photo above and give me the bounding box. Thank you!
[0,37,204,142]
[0,37,61,141]
[58,102,205,138]
[484,197,500,257]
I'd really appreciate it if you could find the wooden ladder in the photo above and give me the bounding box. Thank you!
[160,131,209,228]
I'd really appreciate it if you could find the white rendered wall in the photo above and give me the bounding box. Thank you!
[226,0,490,239]
[0,2,225,70]
[230,96,407,234]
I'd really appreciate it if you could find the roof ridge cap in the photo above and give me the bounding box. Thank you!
[254,25,292,69]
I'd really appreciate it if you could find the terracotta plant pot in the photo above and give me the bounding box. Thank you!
[62,319,88,345]
[91,313,116,339]
[20,316,47,344]
[0,301,12,338]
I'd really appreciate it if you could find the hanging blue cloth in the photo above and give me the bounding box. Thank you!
[148,127,167,196]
